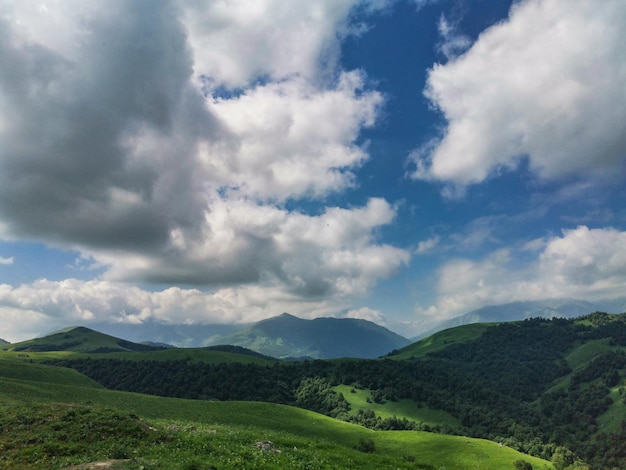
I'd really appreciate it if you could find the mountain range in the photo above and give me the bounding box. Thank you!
[206,312,410,359]
[11,297,625,358]
[15,313,410,359]
[4,311,624,468]
[417,297,626,339]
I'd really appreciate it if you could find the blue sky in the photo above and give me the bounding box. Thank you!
[1,0,625,341]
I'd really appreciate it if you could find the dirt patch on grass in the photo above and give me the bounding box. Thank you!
[65,459,129,469]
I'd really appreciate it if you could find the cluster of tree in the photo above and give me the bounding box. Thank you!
[50,313,626,469]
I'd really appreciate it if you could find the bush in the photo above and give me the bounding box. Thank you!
[354,438,376,453]
[514,460,533,470]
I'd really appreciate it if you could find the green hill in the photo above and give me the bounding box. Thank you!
[209,312,410,359]
[0,357,552,469]
[41,312,626,469]
[416,297,626,339]
[2,326,164,353]
[388,322,496,360]
[5,313,626,468]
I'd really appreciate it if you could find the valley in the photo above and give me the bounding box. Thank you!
[3,312,626,468]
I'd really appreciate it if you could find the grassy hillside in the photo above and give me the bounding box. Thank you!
[388,322,495,360]
[5,313,626,468]
[2,326,162,353]
[334,384,460,427]
[0,358,552,469]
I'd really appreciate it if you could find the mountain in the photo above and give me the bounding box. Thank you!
[47,312,626,469]
[2,326,164,353]
[206,313,410,359]
[90,321,244,348]
[0,338,8,345]
[415,297,626,339]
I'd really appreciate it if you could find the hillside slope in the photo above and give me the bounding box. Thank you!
[50,312,626,469]
[416,297,626,339]
[0,357,553,469]
[2,326,164,353]
[208,313,410,359]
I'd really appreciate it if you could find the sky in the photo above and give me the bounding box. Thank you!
[1,0,625,342]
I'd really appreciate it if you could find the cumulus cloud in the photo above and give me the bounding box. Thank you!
[0,278,389,342]
[92,197,409,298]
[0,0,406,297]
[208,71,382,201]
[418,226,626,320]
[415,236,440,254]
[409,0,626,187]
[0,0,412,342]
[436,15,471,62]
[183,0,364,89]
[343,307,387,324]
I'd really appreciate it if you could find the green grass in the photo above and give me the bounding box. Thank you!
[0,347,276,366]
[0,356,103,389]
[0,357,553,469]
[390,323,495,360]
[565,339,625,370]
[1,327,148,353]
[596,386,626,435]
[335,385,460,427]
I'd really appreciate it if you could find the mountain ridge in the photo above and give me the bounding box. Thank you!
[415,297,626,339]
[206,313,410,359]
[2,326,164,353]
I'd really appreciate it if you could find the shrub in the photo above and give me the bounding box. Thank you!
[354,438,376,453]
[514,460,533,470]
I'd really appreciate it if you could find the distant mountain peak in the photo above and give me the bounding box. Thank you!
[207,312,410,359]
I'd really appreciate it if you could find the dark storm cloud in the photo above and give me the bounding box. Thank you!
[0,0,219,251]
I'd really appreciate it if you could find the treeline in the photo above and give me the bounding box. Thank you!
[51,314,626,469]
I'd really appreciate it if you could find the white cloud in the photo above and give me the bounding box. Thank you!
[208,71,383,201]
[410,0,626,187]
[0,0,403,301]
[0,277,391,342]
[418,226,626,320]
[343,306,387,324]
[0,256,13,265]
[93,197,409,298]
[436,15,471,62]
[415,236,439,254]
[183,0,359,89]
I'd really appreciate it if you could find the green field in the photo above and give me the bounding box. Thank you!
[0,357,552,469]
[565,338,623,370]
[334,385,461,427]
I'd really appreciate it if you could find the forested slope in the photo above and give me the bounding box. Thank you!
[50,312,626,469]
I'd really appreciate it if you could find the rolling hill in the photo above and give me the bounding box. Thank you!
[416,297,626,339]
[4,312,626,468]
[0,348,553,469]
[2,326,164,353]
[205,312,411,359]
[41,312,626,469]
[91,320,244,347]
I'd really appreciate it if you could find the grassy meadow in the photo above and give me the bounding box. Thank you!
[334,384,461,427]
[389,323,495,360]
[0,354,553,469]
